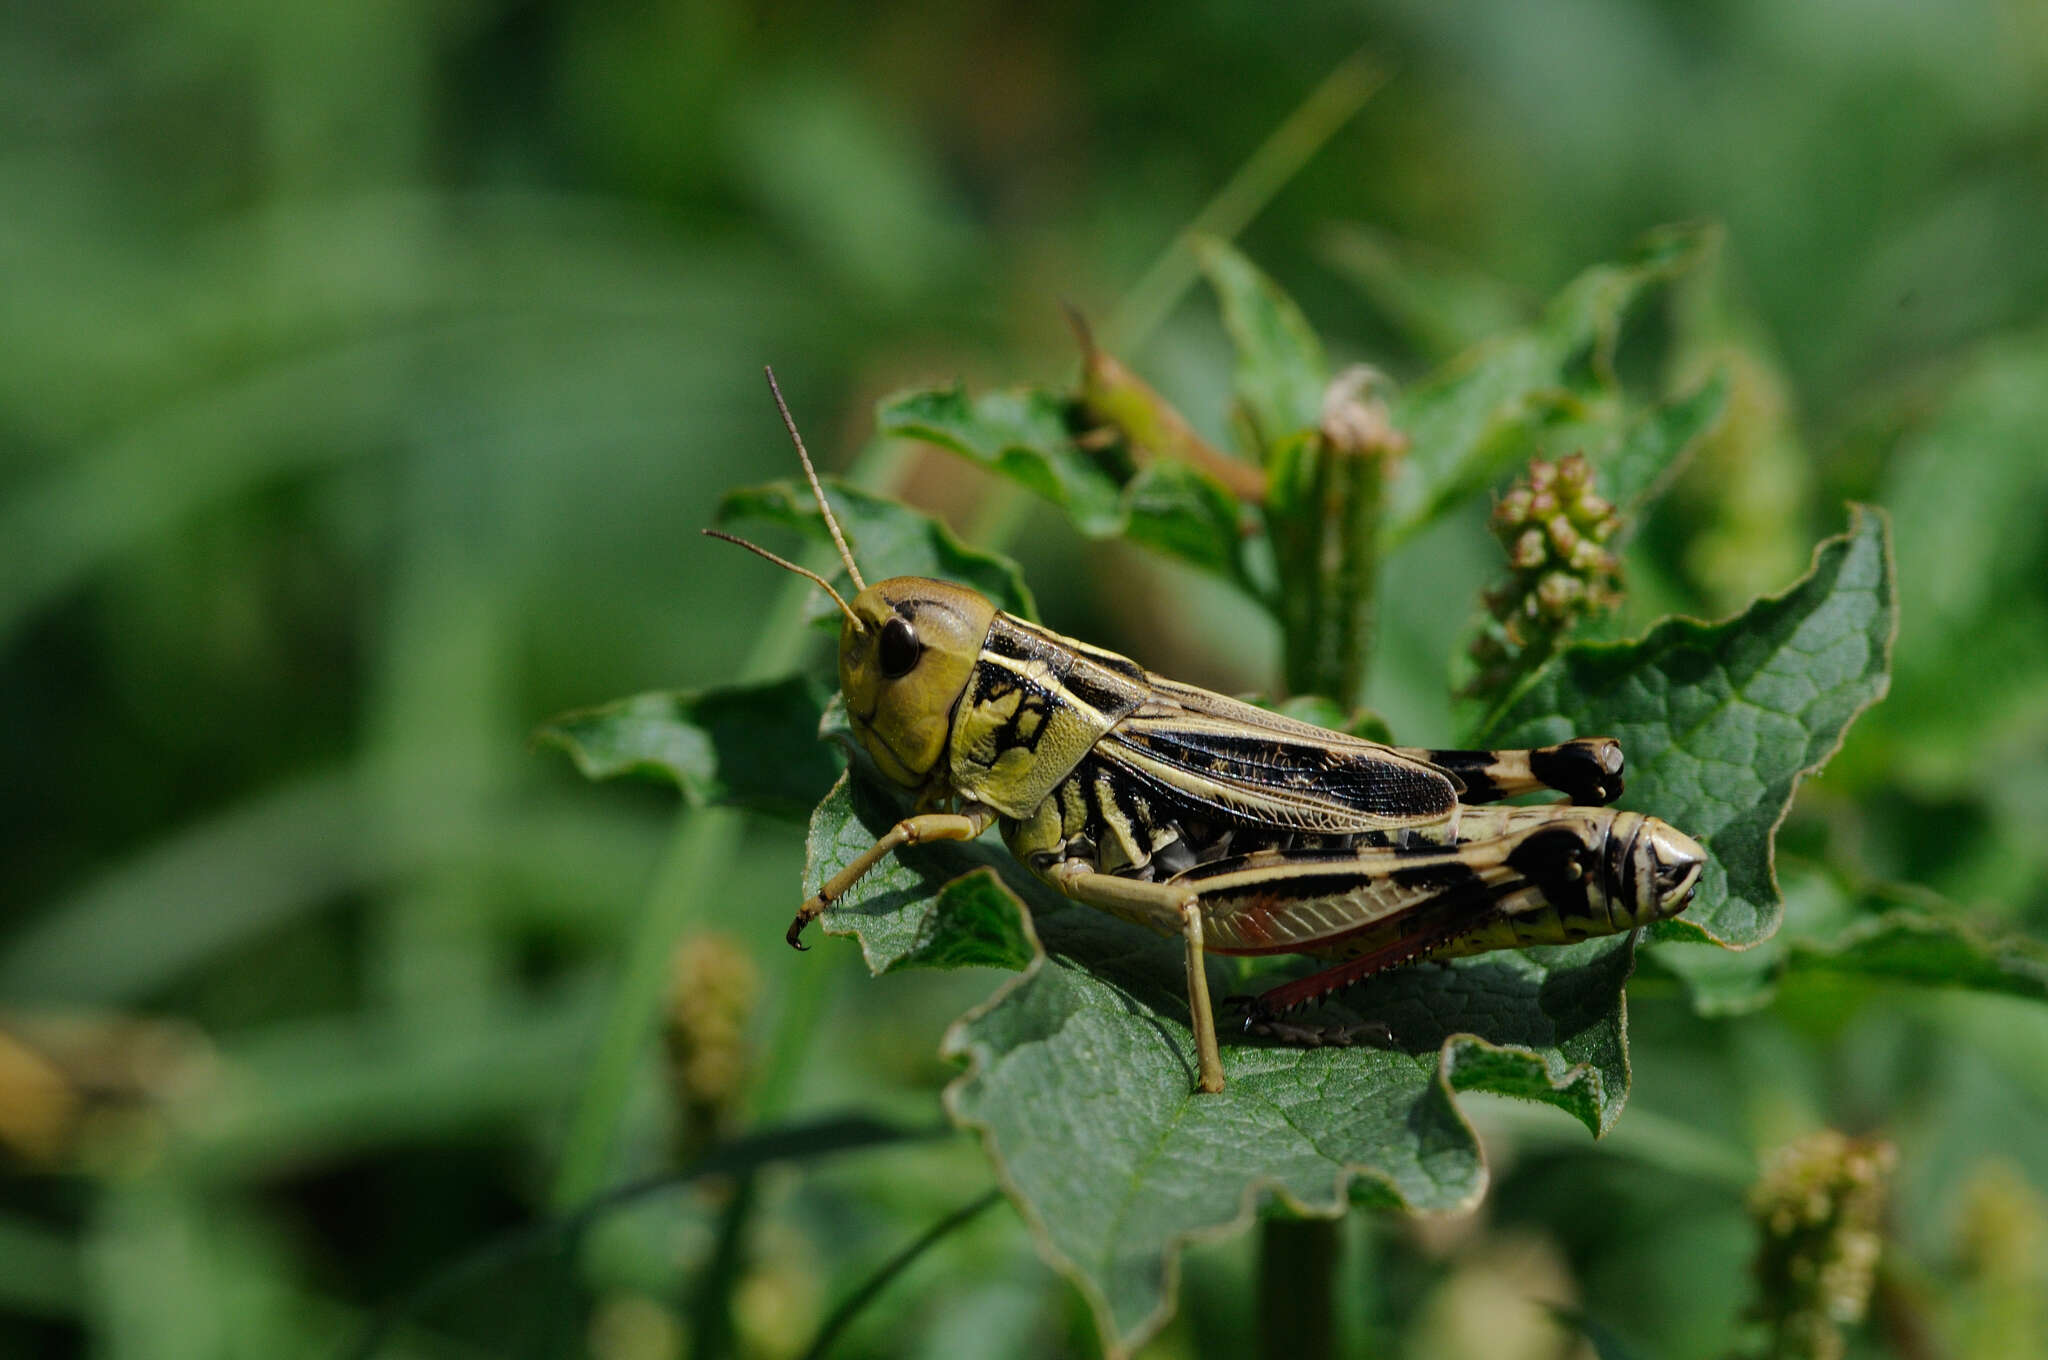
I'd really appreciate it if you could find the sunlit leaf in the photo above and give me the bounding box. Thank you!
[1604,371,1730,523]
[1195,236,1328,453]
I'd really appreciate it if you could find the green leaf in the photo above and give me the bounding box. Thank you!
[1386,222,1719,548]
[1604,371,1730,522]
[535,675,836,816]
[1485,505,1896,957]
[1784,912,2048,1003]
[881,384,1120,528]
[718,476,1038,621]
[1643,934,1782,1017]
[880,385,1248,585]
[801,771,1040,976]
[1648,900,2048,1017]
[1195,236,1329,452]
[801,774,1646,1356]
[1118,460,1248,583]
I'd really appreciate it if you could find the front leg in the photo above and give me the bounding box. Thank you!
[788,805,995,948]
[1046,862,1226,1095]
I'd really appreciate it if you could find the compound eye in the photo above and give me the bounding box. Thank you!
[878,616,921,679]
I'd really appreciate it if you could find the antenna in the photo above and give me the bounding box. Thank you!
[764,366,866,593]
[701,530,862,630]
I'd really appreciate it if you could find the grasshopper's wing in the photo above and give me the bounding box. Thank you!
[1098,678,1462,833]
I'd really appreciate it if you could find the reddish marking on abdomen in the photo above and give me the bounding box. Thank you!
[1205,888,1387,957]
[1218,893,1284,948]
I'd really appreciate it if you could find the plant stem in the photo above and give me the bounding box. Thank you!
[796,1189,1004,1360]
[1276,436,1388,705]
[1274,433,1331,700]
[1257,1217,1340,1360]
[687,1173,760,1360]
[1330,451,1385,704]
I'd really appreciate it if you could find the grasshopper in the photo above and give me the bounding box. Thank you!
[711,370,1706,1094]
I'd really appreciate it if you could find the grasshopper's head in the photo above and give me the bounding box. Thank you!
[705,367,999,794]
[839,577,997,790]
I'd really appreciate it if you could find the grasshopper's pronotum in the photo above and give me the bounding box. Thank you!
[712,370,1706,1093]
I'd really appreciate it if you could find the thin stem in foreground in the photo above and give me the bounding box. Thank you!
[796,1189,1005,1360]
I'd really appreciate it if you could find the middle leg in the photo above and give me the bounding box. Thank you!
[1046,861,1226,1094]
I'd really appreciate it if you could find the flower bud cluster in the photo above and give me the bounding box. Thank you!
[1466,453,1622,696]
[663,932,760,1159]
[1745,1130,1895,1360]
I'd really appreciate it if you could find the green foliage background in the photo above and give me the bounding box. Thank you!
[4,4,2048,1359]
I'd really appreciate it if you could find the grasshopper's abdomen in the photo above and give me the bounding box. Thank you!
[1186,805,1705,1016]
[1190,808,1700,956]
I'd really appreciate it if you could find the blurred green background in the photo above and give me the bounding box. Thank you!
[5,2,2048,1357]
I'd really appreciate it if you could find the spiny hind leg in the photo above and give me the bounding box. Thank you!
[1221,947,1428,1050]
[1045,863,1226,1094]
[1396,738,1625,806]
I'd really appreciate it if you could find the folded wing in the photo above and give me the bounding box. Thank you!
[1099,680,1462,834]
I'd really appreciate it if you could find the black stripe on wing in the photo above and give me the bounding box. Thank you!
[1102,712,1459,830]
